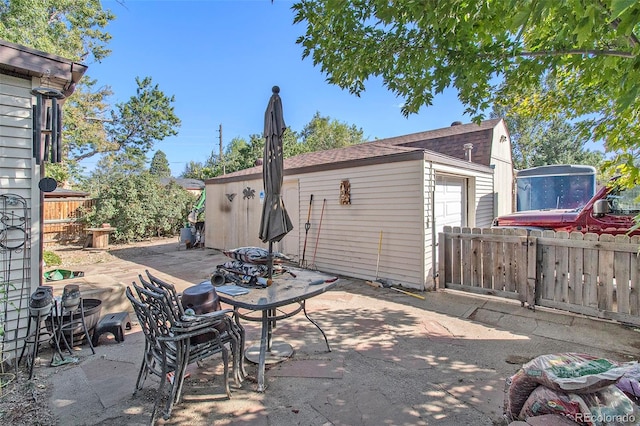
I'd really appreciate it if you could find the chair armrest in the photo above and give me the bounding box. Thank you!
[174,309,233,333]
[179,309,233,323]
[157,326,221,343]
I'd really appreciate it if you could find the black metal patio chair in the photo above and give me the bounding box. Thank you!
[142,270,246,382]
[125,284,235,424]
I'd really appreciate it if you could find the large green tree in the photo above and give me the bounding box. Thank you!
[181,113,365,179]
[491,105,604,171]
[0,0,114,62]
[84,171,195,243]
[1,1,180,184]
[181,160,209,182]
[292,0,640,186]
[300,111,365,152]
[149,150,172,177]
[53,76,181,183]
[65,76,180,162]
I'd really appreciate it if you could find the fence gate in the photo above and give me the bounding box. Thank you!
[533,230,640,326]
[438,226,640,327]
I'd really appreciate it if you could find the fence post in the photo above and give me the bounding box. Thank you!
[527,230,541,307]
[438,226,450,289]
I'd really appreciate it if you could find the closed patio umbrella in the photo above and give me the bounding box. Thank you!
[259,86,293,282]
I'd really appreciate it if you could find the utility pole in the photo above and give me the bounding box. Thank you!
[219,124,225,175]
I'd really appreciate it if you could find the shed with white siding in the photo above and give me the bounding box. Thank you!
[0,39,87,357]
[204,119,512,290]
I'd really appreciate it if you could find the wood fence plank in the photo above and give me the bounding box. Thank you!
[527,230,541,306]
[614,234,631,314]
[569,232,584,305]
[438,227,448,289]
[504,228,516,292]
[541,230,556,301]
[514,228,528,302]
[462,227,472,286]
[583,233,599,308]
[630,236,640,316]
[472,227,482,287]
[598,234,615,311]
[481,228,494,289]
[555,231,570,303]
[492,228,506,292]
[534,237,639,253]
[451,226,462,286]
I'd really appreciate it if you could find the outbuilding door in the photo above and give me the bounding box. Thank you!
[434,175,467,235]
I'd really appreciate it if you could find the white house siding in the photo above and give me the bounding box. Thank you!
[204,177,300,257]
[205,178,264,251]
[279,179,300,257]
[296,159,426,288]
[1,74,33,194]
[473,173,495,227]
[206,158,428,289]
[423,164,436,289]
[490,120,514,215]
[431,162,494,227]
[423,161,494,290]
[0,73,40,355]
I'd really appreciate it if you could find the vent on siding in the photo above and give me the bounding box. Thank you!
[464,143,473,162]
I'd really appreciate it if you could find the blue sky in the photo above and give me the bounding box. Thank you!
[85,0,470,176]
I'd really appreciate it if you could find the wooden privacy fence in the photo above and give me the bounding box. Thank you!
[438,226,640,326]
[43,197,95,246]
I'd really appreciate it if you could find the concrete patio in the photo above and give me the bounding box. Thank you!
[21,238,640,425]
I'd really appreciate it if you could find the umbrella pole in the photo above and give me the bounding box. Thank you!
[267,241,273,285]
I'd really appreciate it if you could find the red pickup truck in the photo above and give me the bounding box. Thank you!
[493,180,640,236]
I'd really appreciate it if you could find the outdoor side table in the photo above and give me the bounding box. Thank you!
[85,227,116,249]
[215,268,339,392]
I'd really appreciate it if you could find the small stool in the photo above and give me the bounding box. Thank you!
[92,312,131,346]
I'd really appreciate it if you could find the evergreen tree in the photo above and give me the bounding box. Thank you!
[149,150,172,177]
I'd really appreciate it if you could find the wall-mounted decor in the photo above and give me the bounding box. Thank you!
[340,180,351,205]
[226,193,237,202]
[31,87,65,165]
[243,187,255,200]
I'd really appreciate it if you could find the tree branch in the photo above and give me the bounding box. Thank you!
[48,10,61,25]
[73,144,121,162]
[520,49,635,59]
[609,17,639,48]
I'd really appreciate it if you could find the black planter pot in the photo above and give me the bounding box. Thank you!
[47,298,103,344]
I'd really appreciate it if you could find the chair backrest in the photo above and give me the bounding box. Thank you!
[133,282,178,329]
[138,274,183,323]
[125,286,179,374]
[146,271,181,303]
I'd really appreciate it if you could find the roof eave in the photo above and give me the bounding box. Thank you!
[0,39,88,96]
[206,150,426,184]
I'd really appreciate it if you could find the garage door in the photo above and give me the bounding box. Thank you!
[434,175,466,236]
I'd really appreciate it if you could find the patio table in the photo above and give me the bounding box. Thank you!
[216,267,338,392]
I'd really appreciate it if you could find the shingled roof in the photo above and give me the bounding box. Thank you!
[207,119,502,184]
[159,178,205,190]
[378,118,502,166]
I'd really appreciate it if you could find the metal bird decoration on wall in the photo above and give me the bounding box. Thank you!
[243,187,255,200]
[226,193,237,202]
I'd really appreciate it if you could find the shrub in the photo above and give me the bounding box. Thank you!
[43,250,62,266]
[84,172,196,243]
